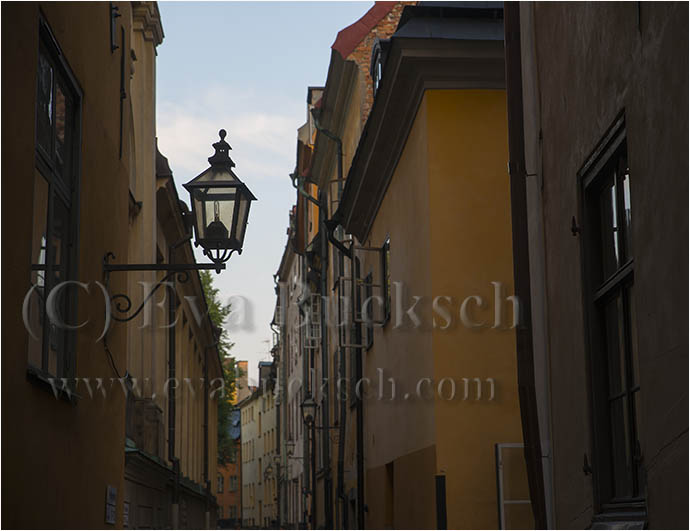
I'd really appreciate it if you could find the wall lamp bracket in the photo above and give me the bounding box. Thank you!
[101,252,226,323]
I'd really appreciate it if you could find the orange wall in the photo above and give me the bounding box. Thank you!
[217,441,242,520]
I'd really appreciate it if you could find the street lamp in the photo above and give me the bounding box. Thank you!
[300,395,316,427]
[100,129,256,530]
[184,129,256,268]
[103,129,257,280]
[300,395,318,527]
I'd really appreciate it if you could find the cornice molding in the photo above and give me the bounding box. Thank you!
[337,37,506,242]
[311,54,359,189]
[132,1,164,47]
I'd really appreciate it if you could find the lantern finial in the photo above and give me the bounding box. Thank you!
[208,128,235,168]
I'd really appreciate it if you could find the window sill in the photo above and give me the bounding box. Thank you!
[26,365,81,405]
[590,500,647,529]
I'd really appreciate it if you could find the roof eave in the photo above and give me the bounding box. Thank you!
[337,36,506,241]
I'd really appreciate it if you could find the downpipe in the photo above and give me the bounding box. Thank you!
[168,235,190,528]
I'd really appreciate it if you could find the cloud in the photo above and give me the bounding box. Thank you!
[156,86,303,182]
[155,85,302,382]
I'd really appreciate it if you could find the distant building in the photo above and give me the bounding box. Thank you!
[274,195,313,527]
[240,361,278,527]
[236,360,251,402]
[217,408,242,527]
[217,358,246,528]
[278,4,413,528]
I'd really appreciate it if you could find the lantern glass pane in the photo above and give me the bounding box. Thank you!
[233,190,250,246]
[189,185,239,247]
[203,197,234,242]
[183,147,255,255]
[193,166,239,184]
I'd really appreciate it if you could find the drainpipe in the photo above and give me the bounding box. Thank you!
[290,172,320,208]
[298,301,313,529]
[270,303,283,529]
[274,274,290,526]
[325,210,350,529]
[290,172,315,528]
[353,258,365,531]
[204,346,210,530]
[312,108,370,529]
[324,218,352,259]
[317,187,334,530]
[310,108,342,530]
[520,4,555,526]
[168,235,190,529]
[504,4,548,528]
[204,325,222,530]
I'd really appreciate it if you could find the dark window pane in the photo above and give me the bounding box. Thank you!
[631,389,643,496]
[51,197,70,273]
[599,176,620,280]
[604,294,626,398]
[621,164,632,261]
[55,76,75,184]
[626,285,640,389]
[37,50,53,154]
[31,170,50,283]
[610,396,634,499]
[47,198,71,375]
[28,170,50,369]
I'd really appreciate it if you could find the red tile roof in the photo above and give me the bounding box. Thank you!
[331,2,397,60]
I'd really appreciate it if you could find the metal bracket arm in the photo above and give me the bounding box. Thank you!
[103,263,226,273]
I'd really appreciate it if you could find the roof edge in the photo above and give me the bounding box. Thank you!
[331,2,397,60]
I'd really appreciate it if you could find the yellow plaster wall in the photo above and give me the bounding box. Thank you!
[359,96,436,530]
[367,445,437,529]
[126,1,160,390]
[426,89,529,529]
[357,90,531,529]
[2,2,133,527]
[362,96,435,473]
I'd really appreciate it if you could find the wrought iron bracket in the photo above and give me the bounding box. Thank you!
[102,252,226,323]
[102,252,226,274]
[103,263,226,272]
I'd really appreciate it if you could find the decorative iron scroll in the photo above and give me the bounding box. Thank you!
[102,252,192,323]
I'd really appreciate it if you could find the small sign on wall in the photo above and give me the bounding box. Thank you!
[105,485,117,525]
[123,501,130,528]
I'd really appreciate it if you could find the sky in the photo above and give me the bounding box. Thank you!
[156,1,372,383]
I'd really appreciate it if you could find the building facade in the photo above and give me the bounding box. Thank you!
[241,361,278,528]
[217,359,247,528]
[504,3,688,529]
[328,4,532,528]
[3,3,138,525]
[270,2,539,529]
[293,5,412,528]
[3,2,223,527]
[123,150,224,529]
[217,409,242,526]
[275,220,309,528]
